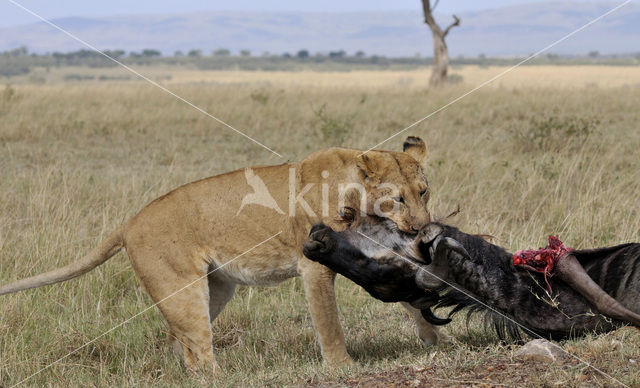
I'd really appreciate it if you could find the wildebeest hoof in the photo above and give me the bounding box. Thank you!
[303,224,336,259]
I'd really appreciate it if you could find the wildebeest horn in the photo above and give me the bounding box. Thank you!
[427,235,473,263]
[438,237,472,260]
[409,292,452,326]
[556,253,640,327]
[421,308,452,326]
[415,234,472,290]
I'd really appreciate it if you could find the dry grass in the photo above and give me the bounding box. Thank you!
[15,64,640,89]
[1,66,639,387]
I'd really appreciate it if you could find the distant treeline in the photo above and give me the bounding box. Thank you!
[2,46,639,77]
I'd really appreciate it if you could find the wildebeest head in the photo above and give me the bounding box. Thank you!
[302,207,470,291]
[302,208,452,325]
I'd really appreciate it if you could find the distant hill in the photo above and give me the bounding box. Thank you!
[0,1,638,57]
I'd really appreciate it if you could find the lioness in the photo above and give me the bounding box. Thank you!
[0,136,442,374]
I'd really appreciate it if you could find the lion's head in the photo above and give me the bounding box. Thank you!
[351,136,430,234]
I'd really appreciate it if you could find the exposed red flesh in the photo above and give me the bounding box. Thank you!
[512,236,573,293]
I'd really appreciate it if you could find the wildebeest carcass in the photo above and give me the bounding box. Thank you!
[302,209,640,340]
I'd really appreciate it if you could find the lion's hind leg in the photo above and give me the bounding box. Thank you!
[400,302,451,347]
[158,277,218,375]
[128,246,218,375]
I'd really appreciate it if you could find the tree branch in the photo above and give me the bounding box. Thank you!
[443,14,461,37]
[430,0,440,12]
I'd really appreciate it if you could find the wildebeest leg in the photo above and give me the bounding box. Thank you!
[401,302,451,346]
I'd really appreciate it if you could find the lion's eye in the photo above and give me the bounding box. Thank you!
[419,189,427,197]
[392,196,405,204]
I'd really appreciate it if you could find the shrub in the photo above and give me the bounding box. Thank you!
[2,84,15,101]
[249,89,269,105]
[510,115,600,153]
[63,74,95,81]
[0,59,30,77]
[312,103,353,145]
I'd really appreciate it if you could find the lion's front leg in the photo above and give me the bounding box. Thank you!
[400,302,452,347]
[298,255,354,366]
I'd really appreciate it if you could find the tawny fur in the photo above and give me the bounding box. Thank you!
[0,138,438,374]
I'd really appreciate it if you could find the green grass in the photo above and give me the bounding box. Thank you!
[1,68,640,386]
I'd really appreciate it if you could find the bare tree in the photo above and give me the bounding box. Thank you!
[421,0,460,87]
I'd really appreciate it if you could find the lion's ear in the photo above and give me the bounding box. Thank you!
[403,136,427,163]
[356,154,379,184]
[338,206,357,224]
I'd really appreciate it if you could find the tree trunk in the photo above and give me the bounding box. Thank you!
[430,29,449,87]
[421,0,460,88]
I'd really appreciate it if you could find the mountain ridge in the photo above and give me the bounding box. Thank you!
[1,2,638,57]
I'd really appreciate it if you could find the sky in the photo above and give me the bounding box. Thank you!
[0,0,607,28]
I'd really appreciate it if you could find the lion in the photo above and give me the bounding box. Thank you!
[0,136,444,374]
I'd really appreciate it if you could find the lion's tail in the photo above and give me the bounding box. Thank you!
[0,227,124,296]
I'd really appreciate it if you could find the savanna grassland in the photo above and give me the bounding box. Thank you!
[1,65,640,387]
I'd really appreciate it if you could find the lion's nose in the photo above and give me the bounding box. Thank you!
[410,225,421,234]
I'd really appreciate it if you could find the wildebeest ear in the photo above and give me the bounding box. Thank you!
[403,136,427,163]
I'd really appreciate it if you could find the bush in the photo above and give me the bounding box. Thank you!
[2,84,15,101]
[64,74,95,81]
[510,115,600,153]
[0,58,30,77]
[98,75,132,81]
[141,49,161,57]
[312,103,353,145]
[213,48,231,56]
[249,89,269,105]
